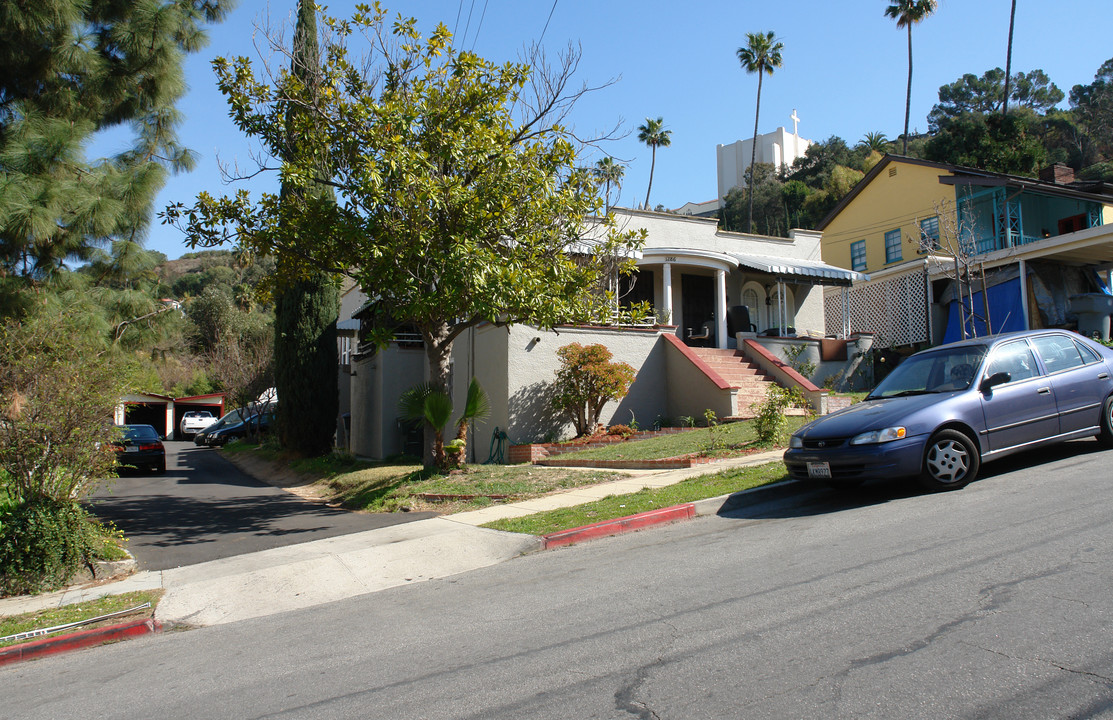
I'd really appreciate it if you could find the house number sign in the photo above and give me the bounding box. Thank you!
[664,256,677,262]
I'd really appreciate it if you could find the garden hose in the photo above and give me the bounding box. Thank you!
[485,426,508,464]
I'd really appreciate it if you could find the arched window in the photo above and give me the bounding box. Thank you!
[741,282,765,331]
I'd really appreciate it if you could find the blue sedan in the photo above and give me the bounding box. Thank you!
[784,330,1113,491]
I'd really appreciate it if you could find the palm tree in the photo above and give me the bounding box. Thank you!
[398,383,454,471]
[451,377,490,465]
[637,117,671,210]
[886,0,937,154]
[737,31,784,233]
[858,131,891,153]
[1002,0,1017,115]
[594,157,625,212]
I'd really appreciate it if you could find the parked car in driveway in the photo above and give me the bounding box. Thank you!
[111,424,166,474]
[784,330,1113,491]
[206,408,275,446]
[179,410,216,439]
[194,408,247,446]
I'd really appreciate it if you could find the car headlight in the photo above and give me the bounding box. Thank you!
[789,435,804,449]
[850,426,907,445]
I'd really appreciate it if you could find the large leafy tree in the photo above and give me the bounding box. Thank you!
[636,118,671,210]
[929,68,1063,130]
[885,0,938,154]
[925,112,1046,176]
[737,31,784,233]
[0,0,231,294]
[1070,58,1113,165]
[272,0,339,457]
[166,5,643,466]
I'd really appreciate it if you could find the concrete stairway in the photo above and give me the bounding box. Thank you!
[687,347,780,419]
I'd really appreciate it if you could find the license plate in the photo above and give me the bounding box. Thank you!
[807,462,831,479]
[125,445,138,453]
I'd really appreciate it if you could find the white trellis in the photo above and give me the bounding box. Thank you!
[825,269,930,348]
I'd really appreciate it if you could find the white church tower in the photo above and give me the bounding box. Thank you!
[716,109,813,201]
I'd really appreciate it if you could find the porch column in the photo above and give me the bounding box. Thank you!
[1018,258,1029,329]
[715,269,728,349]
[662,263,674,326]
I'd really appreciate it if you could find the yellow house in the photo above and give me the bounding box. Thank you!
[816,155,1113,347]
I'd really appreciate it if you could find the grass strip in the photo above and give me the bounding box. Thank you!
[483,461,790,536]
[0,590,163,649]
[552,418,807,462]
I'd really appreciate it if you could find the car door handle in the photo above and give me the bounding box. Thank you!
[1099,373,1110,380]
[1037,387,1051,395]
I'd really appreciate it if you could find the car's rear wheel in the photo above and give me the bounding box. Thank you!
[918,429,979,491]
[1097,395,1113,449]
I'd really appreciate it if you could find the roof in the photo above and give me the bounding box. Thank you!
[727,252,869,286]
[816,155,1113,231]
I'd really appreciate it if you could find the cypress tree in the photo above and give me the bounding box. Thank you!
[273,0,339,456]
[0,0,231,287]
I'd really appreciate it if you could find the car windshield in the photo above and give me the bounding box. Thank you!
[868,345,988,399]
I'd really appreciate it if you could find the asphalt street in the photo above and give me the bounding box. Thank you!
[11,439,1113,718]
[86,441,434,571]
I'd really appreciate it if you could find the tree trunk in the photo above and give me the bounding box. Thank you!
[902,25,913,154]
[423,324,453,470]
[1002,0,1016,116]
[645,147,657,210]
[747,72,764,234]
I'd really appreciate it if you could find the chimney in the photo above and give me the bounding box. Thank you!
[1038,163,1075,184]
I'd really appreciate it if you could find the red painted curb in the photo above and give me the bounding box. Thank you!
[0,618,161,667]
[542,504,697,549]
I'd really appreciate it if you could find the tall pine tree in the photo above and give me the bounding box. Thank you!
[0,0,231,289]
[273,0,339,457]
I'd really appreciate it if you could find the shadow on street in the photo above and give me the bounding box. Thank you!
[716,438,1107,522]
[88,441,434,571]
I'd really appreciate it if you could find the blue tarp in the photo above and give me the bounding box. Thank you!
[943,277,1027,343]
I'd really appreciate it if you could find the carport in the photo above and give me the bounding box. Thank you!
[115,393,175,437]
[173,393,226,439]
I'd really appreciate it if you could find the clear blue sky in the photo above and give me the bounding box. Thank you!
[107,0,1113,259]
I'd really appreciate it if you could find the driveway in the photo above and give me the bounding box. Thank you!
[87,441,434,571]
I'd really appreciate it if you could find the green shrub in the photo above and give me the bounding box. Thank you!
[751,386,811,446]
[0,499,105,597]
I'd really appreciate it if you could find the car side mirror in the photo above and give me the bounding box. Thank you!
[980,371,1010,393]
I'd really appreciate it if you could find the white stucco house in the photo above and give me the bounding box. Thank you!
[336,208,867,462]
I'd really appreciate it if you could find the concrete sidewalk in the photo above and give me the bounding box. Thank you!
[0,450,785,628]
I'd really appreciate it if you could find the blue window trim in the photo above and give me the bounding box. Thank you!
[919,217,939,253]
[850,240,866,272]
[884,229,902,263]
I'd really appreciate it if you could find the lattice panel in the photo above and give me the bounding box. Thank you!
[825,270,930,348]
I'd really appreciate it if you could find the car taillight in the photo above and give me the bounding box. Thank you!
[137,443,162,451]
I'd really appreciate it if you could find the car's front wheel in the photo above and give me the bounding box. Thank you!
[1097,395,1113,449]
[918,429,979,491]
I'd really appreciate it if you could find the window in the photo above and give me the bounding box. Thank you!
[1031,334,1086,374]
[986,341,1039,384]
[919,217,940,252]
[884,229,902,263]
[850,240,866,272]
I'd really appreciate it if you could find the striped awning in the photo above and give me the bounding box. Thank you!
[728,252,869,286]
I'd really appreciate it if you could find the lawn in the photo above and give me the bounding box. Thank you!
[0,590,162,649]
[483,462,791,536]
[222,441,625,514]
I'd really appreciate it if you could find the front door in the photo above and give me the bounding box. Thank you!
[681,274,714,346]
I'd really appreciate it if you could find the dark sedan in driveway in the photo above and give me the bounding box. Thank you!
[111,424,166,474]
[784,330,1113,491]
